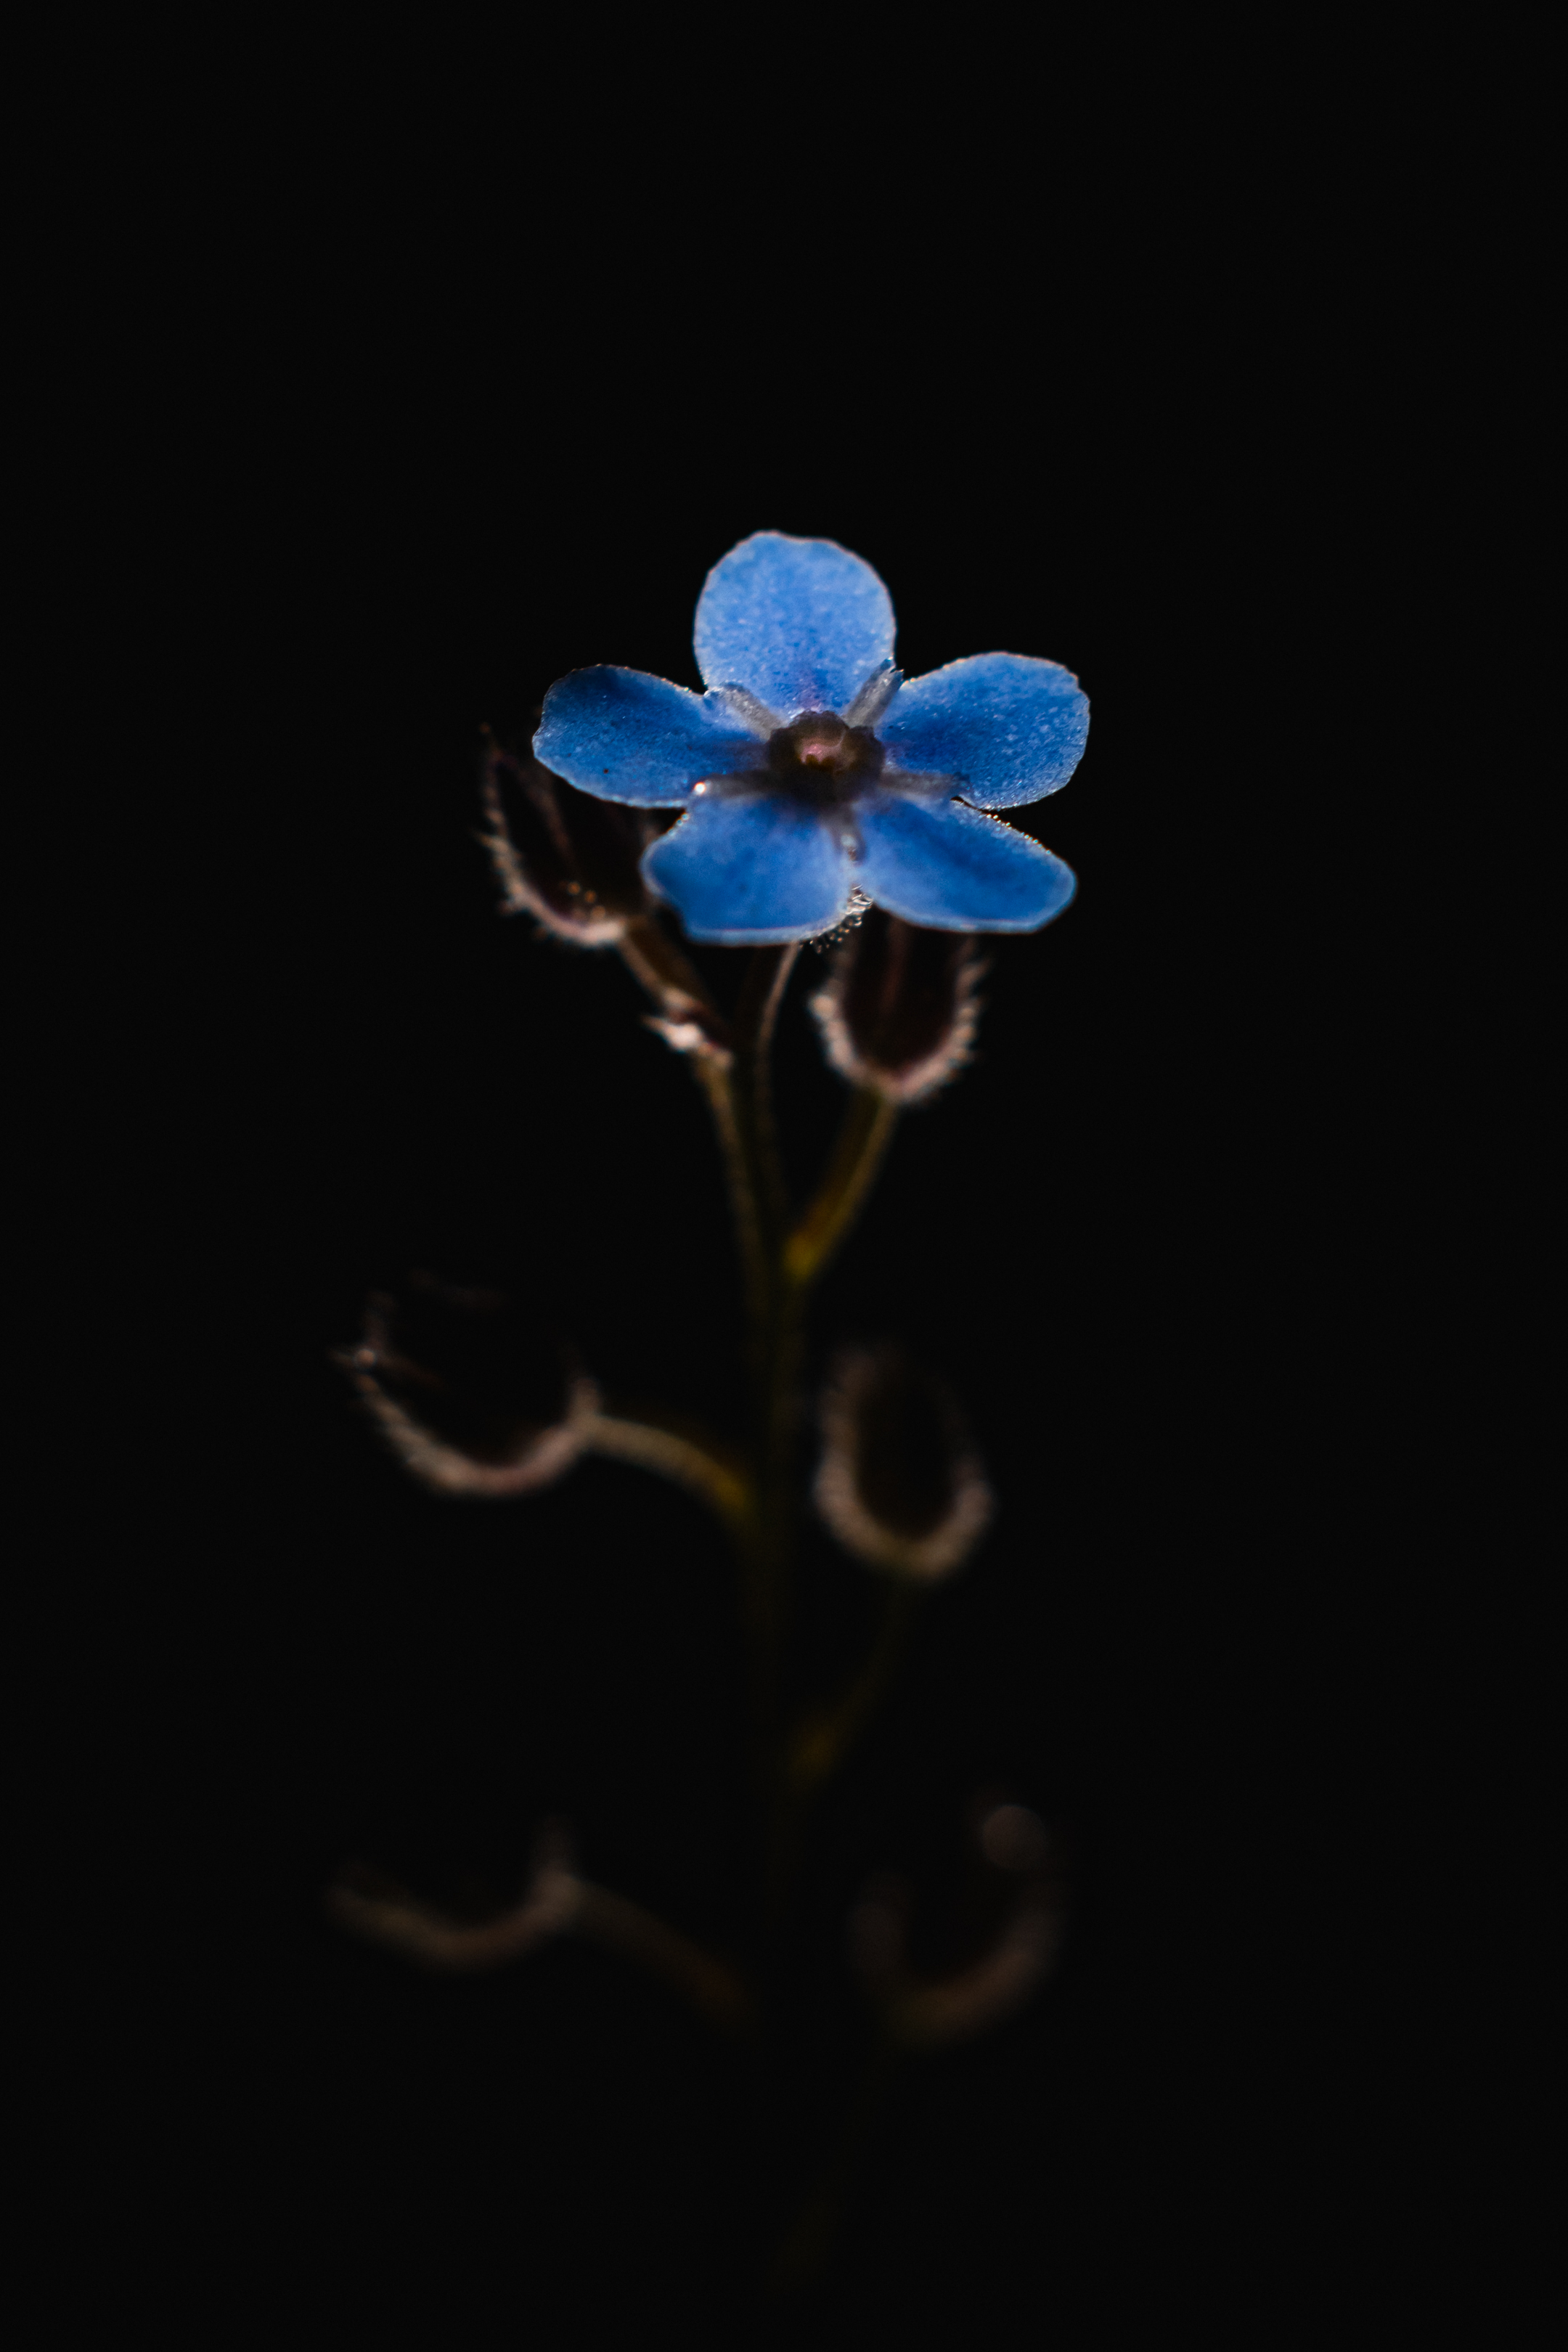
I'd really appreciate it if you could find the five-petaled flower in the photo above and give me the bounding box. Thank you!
[534,534,1089,945]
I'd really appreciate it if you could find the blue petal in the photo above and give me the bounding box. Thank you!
[854,791,1076,933]
[534,668,768,807]
[694,533,896,721]
[643,787,852,944]
[877,653,1089,809]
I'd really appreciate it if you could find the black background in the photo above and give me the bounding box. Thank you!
[121,468,1387,2343]
[56,49,1527,2346]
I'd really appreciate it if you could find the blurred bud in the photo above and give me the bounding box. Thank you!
[338,1273,598,1497]
[809,907,984,1103]
[327,1820,582,1971]
[847,1805,1061,2049]
[478,730,653,944]
[979,1802,1050,1874]
[814,1344,992,1580]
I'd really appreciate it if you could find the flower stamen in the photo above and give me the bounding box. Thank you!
[766,711,886,806]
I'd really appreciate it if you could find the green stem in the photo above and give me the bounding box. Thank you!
[764,1583,920,1926]
[621,933,911,1932]
[329,1863,755,2035]
[725,947,801,1766]
[570,1882,756,2037]
[722,977,912,1915]
[731,943,797,1267]
[693,1055,771,1334]
[612,926,932,2284]
[613,918,773,1329]
[613,928,804,1779]
[767,2039,904,2298]
[580,1410,754,1536]
[784,1088,899,1291]
[785,1583,920,1794]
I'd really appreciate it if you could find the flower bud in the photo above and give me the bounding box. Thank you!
[478,730,654,944]
[338,1273,597,1497]
[978,1802,1050,1875]
[809,907,984,1103]
[845,1804,1062,2049]
[814,1344,992,1580]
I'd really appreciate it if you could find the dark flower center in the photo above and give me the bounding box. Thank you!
[766,711,886,807]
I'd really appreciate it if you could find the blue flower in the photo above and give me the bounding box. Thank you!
[534,533,1088,946]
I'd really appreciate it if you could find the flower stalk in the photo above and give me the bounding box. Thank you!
[581,1409,754,1536]
[784,1087,899,1290]
[727,944,804,1765]
[330,1826,755,2036]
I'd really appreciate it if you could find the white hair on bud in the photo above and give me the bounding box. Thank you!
[476,754,629,946]
[888,1885,1061,2046]
[813,1347,992,1581]
[338,1349,600,1498]
[809,936,986,1105]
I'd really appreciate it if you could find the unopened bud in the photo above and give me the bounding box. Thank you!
[814,1344,992,1580]
[338,1273,597,1497]
[809,908,984,1103]
[479,730,653,944]
[979,1803,1050,1875]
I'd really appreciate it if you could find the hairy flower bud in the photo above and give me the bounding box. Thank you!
[814,1344,992,1580]
[846,1802,1062,2049]
[809,907,984,1103]
[478,730,655,944]
[338,1274,598,1497]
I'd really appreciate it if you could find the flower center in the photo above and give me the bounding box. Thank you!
[767,711,886,807]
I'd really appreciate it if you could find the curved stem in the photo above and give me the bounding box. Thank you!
[571,1882,756,2035]
[785,1585,920,1794]
[329,1855,755,2035]
[784,1089,899,1291]
[581,1410,754,1535]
